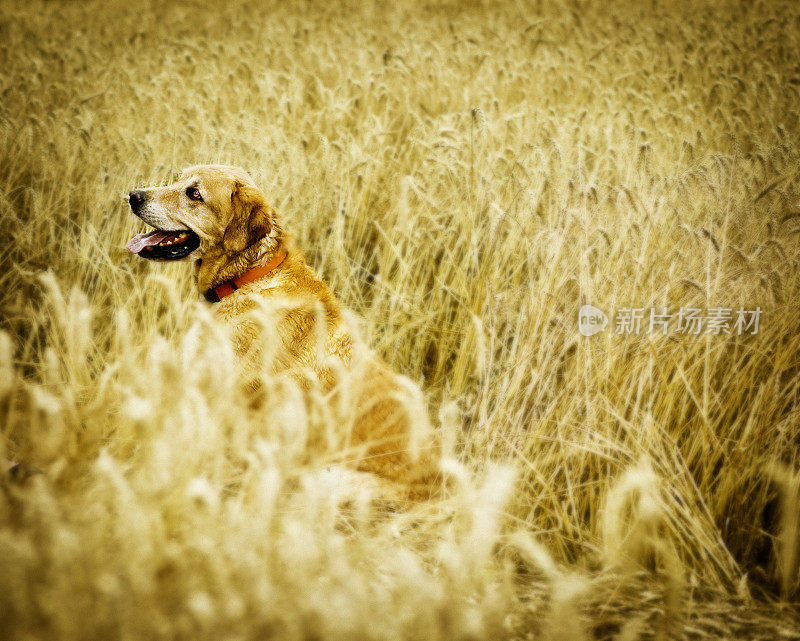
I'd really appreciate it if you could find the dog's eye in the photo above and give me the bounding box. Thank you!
[186,187,203,201]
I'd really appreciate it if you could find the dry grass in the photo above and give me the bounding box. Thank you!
[2,0,800,638]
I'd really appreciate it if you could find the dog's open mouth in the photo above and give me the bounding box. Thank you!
[125,229,200,260]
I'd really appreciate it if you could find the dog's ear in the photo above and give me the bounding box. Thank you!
[224,180,274,254]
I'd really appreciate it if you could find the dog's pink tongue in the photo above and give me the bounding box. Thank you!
[126,230,171,253]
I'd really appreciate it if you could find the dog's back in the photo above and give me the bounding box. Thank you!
[219,249,441,500]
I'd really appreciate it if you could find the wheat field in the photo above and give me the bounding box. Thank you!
[2,0,800,638]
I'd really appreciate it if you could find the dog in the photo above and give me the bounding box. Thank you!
[126,165,441,502]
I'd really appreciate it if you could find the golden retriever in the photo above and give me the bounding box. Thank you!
[126,165,441,502]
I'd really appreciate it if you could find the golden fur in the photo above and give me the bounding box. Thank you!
[129,165,441,501]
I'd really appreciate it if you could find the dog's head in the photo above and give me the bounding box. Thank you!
[126,165,280,262]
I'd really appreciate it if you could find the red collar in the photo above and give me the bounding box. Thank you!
[203,250,288,303]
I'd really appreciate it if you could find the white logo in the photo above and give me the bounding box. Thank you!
[579,305,608,337]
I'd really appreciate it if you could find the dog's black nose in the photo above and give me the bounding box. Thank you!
[129,189,145,212]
